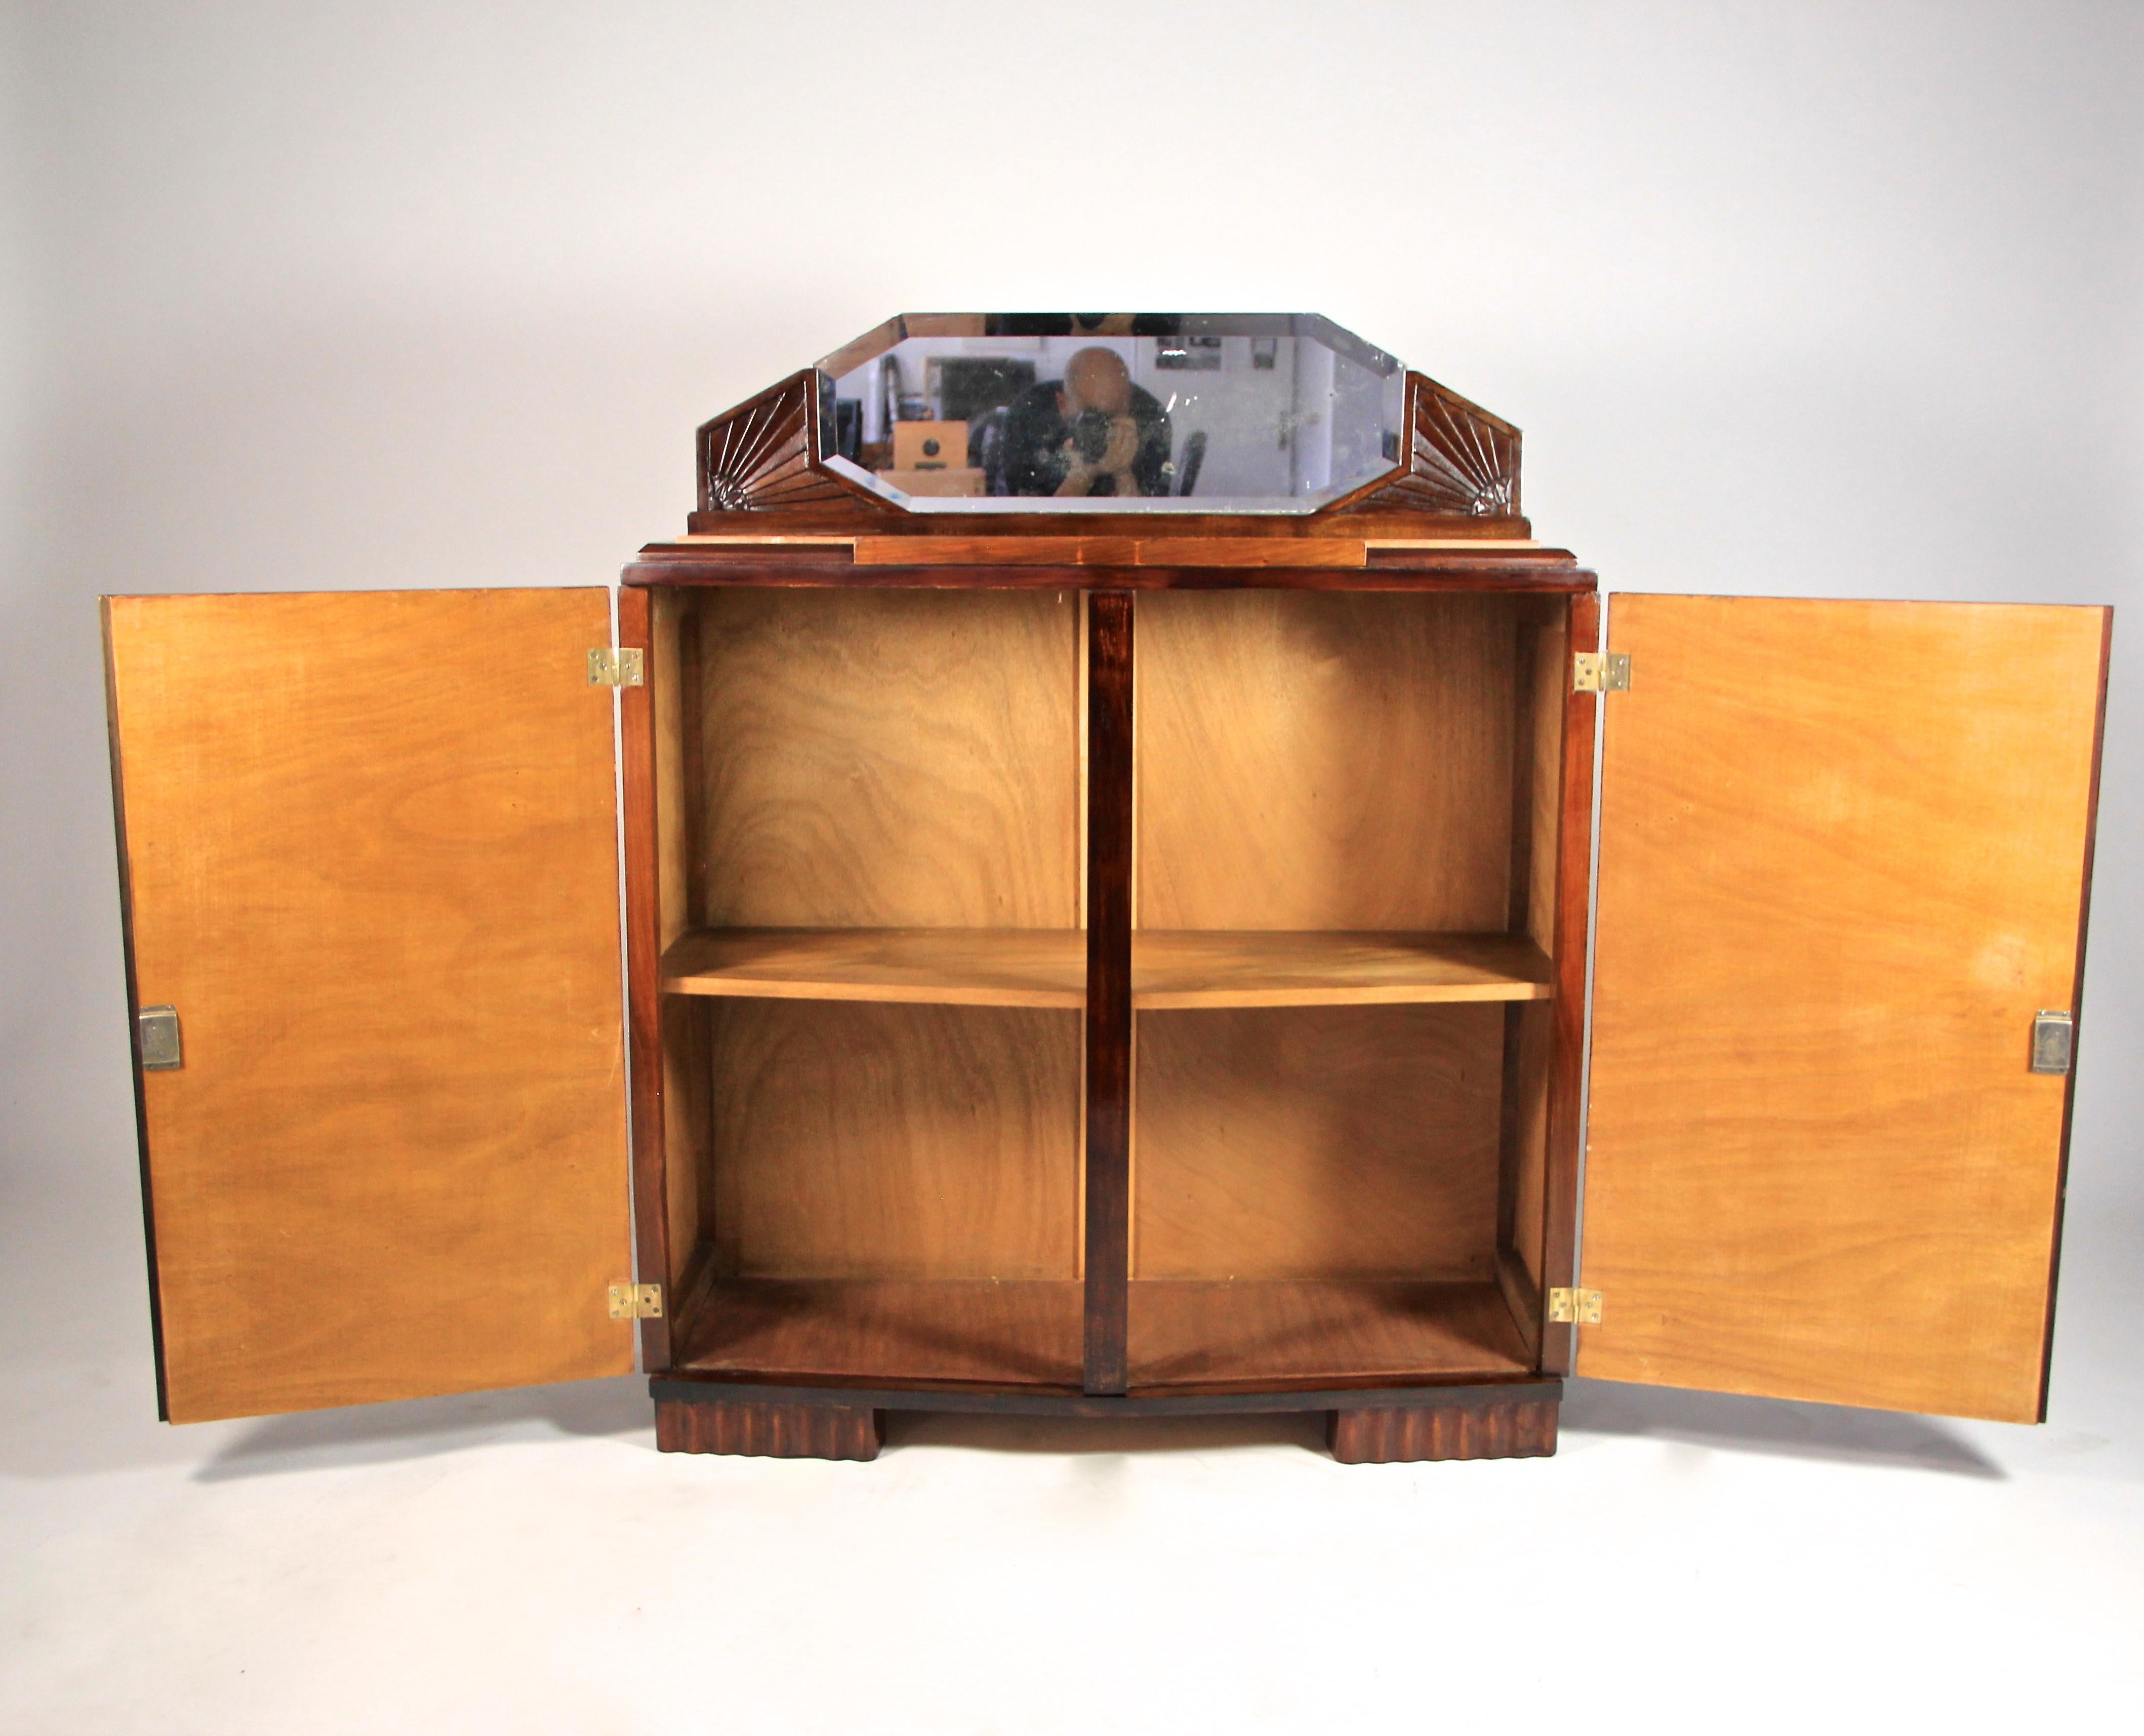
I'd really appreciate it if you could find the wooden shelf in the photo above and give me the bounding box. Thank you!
[1126,1280,1532,1390]
[661,927,1550,1012]
[661,928,1084,1009]
[672,1278,1084,1389]
[1133,931,1551,1009]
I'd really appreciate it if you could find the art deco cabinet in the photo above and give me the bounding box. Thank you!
[101,314,2110,1463]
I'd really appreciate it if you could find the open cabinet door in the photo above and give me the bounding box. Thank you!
[104,590,634,1424]
[1579,596,2108,1422]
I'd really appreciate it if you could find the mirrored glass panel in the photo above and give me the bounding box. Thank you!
[817,314,1406,514]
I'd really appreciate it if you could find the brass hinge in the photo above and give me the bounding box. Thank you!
[1572,652,1630,693]
[1548,1287,1603,1325]
[608,1283,663,1320]
[2031,1010,2074,1074]
[588,647,644,687]
[137,1005,182,1070]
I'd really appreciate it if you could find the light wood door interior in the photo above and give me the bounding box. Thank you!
[1581,596,2108,1422]
[1126,591,1569,1388]
[104,590,633,1423]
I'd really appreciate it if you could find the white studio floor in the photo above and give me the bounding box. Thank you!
[6,1180,2143,1735]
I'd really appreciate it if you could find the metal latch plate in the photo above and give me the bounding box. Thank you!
[609,1283,663,1320]
[1573,652,1630,693]
[1547,1287,1603,1325]
[2031,1011,2074,1076]
[588,647,644,688]
[138,1005,182,1070]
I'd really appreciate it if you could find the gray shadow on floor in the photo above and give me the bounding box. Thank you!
[882,1408,1332,1458]
[1562,1377,2006,1477]
[188,1379,2006,1479]
[193,1375,653,1481]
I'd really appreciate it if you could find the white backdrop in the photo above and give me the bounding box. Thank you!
[4,4,2141,1729]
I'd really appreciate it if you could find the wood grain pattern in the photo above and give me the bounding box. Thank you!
[1085,591,1135,1394]
[1133,539,1367,568]
[655,1396,885,1460]
[633,552,1587,595]
[1127,1280,1532,1388]
[657,926,1543,1010]
[663,927,1085,1008]
[647,588,694,949]
[619,585,677,1365]
[673,1278,1082,1387]
[1333,374,1521,518]
[1136,592,1515,930]
[851,536,1370,568]
[1524,609,1568,958]
[696,370,888,515]
[695,588,1080,928]
[1328,1397,1556,1462]
[1537,592,1596,1378]
[653,1372,1558,1418]
[103,590,632,1423]
[1499,606,1570,1327]
[1135,930,1548,1008]
[1134,1005,1505,1281]
[645,588,703,1317]
[705,1000,1081,1280]
[854,536,1135,567]
[1580,597,2110,1421]
[1502,1004,1555,1289]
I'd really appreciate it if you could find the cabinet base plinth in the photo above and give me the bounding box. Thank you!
[1328,1397,1558,1463]
[655,1396,885,1461]
[648,1376,1561,1463]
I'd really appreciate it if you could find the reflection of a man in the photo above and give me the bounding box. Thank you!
[1003,348,1172,498]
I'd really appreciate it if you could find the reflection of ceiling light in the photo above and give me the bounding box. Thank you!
[1156,335,1223,370]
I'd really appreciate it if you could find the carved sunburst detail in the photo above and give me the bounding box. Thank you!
[1346,376,1520,517]
[696,373,868,513]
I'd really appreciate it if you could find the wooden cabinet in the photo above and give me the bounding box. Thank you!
[101,315,2110,1462]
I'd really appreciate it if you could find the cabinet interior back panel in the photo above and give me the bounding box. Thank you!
[694,588,1081,928]
[709,1000,1081,1281]
[1135,592,1516,932]
[1134,1004,1503,1281]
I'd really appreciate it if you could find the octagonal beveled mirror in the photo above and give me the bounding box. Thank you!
[814,314,1408,514]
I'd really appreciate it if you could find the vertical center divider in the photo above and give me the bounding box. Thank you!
[1083,587,1135,1394]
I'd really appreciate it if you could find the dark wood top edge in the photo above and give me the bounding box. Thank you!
[624,557,1597,594]
[651,1374,1561,1416]
[638,538,1580,566]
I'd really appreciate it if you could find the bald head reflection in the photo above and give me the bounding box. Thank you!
[1063,346,1133,417]
[1000,342,1171,499]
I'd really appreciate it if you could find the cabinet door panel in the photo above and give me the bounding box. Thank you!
[1580,596,2107,1422]
[104,590,633,1423]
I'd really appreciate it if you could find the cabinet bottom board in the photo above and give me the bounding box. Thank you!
[666,1276,1533,1390]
